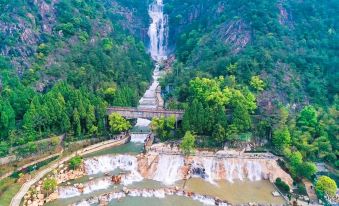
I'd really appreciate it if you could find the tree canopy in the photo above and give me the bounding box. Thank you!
[108,113,131,133]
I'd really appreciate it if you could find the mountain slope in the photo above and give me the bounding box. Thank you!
[163,0,338,109]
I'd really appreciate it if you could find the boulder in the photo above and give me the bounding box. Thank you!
[37,194,44,200]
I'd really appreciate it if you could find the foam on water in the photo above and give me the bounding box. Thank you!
[84,155,143,185]
[130,133,149,143]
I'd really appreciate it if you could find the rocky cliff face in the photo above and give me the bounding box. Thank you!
[0,0,59,72]
[0,0,149,73]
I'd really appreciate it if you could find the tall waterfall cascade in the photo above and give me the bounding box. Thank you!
[148,0,168,61]
[136,0,169,131]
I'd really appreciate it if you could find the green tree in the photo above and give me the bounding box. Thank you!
[212,124,226,146]
[0,99,15,139]
[298,162,317,179]
[232,104,251,132]
[298,106,318,128]
[43,178,57,195]
[0,142,9,157]
[73,108,81,136]
[273,127,291,153]
[150,116,176,141]
[50,136,60,146]
[189,77,230,106]
[275,178,290,194]
[315,176,337,197]
[180,131,196,155]
[69,156,82,170]
[86,105,96,132]
[288,151,303,177]
[250,75,265,91]
[108,113,131,133]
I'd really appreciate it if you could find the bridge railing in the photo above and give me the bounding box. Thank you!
[107,106,184,114]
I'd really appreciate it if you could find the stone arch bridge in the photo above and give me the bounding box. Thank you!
[107,107,184,120]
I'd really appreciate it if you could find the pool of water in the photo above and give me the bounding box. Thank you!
[82,142,144,158]
[180,178,286,205]
[49,177,285,206]
[106,196,203,206]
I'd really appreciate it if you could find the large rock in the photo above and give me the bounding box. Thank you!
[37,194,44,200]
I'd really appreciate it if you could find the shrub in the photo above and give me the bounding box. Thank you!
[315,176,337,197]
[275,178,290,194]
[69,156,82,170]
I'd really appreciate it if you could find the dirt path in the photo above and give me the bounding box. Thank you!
[302,178,318,204]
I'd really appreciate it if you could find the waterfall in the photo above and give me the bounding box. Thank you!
[223,159,245,182]
[130,133,149,143]
[137,0,168,111]
[138,64,162,109]
[223,159,263,182]
[83,178,112,194]
[246,161,262,181]
[153,154,184,185]
[58,187,81,199]
[84,155,143,184]
[189,157,263,182]
[150,155,263,184]
[201,157,220,183]
[148,0,168,61]
[75,201,91,206]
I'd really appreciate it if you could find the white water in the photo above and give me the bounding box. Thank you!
[246,161,262,181]
[59,178,112,198]
[130,133,149,143]
[83,178,112,194]
[75,201,91,206]
[148,0,168,61]
[153,155,184,185]
[136,0,169,123]
[135,118,151,127]
[58,187,81,199]
[151,155,263,184]
[138,64,163,110]
[192,194,217,205]
[84,155,143,185]
[73,188,229,206]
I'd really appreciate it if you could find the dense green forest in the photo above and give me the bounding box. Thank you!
[0,0,153,156]
[159,0,338,169]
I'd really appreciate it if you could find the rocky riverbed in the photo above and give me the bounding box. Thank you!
[23,143,292,206]
[23,164,85,206]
